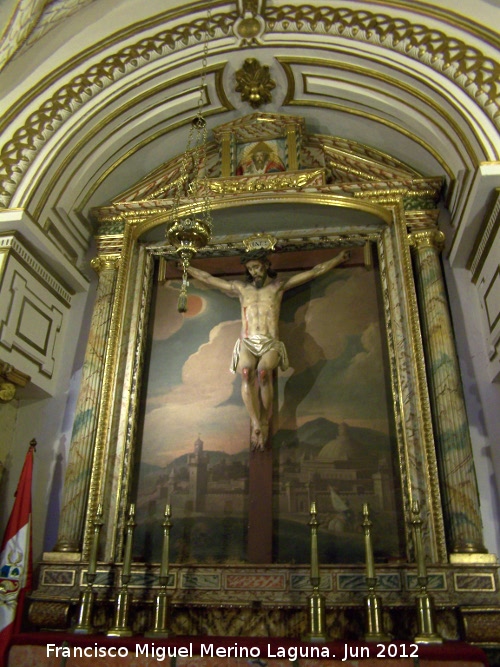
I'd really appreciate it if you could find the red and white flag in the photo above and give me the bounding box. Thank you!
[0,442,35,667]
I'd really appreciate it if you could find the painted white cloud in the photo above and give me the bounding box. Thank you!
[142,319,247,466]
[278,268,391,429]
[281,267,379,370]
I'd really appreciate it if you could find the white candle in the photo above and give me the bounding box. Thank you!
[122,504,135,577]
[412,501,427,579]
[160,504,172,579]
[310,502,319,581]
[362,503,375,580]
[87,503,103,577]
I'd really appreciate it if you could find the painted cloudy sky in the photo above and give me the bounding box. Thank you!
[140,265,393,467]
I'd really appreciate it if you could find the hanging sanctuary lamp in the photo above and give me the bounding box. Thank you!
[166,11,213,312]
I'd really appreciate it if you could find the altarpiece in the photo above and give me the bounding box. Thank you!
[29,113,499,642]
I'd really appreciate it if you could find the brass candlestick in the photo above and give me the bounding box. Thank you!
[146,504,173,637]
[74,503,103,634]
[108,504,136,637]
[304,502,327,642]
[411,501,442,644]
[362,503,390,642]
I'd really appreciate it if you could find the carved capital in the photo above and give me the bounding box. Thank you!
[91,255,121,274]
[409,229,445,252]
[0,360,30,401]
[0,381,16,402]
[405,210,440,231]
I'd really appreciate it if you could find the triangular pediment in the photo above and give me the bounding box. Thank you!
[110,113,425,205]
[211,112,306,143]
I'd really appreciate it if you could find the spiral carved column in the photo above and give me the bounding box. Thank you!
[54,255,120,552]
[409,229,486,555]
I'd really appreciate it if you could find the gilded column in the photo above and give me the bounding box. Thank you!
[409,229,486,554]
[54,254,120,552]
[286,123,298,171]
[220,131,232,178]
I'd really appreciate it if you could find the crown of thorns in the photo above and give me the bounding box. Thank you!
[240,249,270,264]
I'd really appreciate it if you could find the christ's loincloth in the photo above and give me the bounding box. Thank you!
[230,335,289,373]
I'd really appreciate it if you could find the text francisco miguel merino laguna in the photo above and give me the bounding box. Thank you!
[46,641,419,661]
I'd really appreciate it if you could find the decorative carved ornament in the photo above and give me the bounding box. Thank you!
[233,0,266,45]
[235,58,275,108]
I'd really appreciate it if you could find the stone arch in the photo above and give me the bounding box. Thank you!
[1,1,498,211]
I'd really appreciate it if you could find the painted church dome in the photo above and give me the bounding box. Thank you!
[317,422,365,461]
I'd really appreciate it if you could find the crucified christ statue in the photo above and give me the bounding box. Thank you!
[185,248,350,451]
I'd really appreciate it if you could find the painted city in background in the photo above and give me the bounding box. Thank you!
[134,259,403,564]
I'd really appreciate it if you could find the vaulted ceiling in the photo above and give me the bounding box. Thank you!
[1,0,499,282]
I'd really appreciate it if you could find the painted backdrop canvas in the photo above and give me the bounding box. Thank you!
[134,258,402,564]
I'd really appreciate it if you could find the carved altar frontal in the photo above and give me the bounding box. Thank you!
[31,560,500,640]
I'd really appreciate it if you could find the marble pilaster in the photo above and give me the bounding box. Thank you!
[409,229,486,555]
[54,254,120,552]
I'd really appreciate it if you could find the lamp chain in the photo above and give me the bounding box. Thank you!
[168,8,213,312]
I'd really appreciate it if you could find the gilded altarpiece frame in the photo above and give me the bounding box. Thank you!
[89,201,445,570]
[32,199,500,639]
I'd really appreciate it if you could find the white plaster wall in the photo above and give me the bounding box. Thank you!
[0,398,18,483]
[0,275,96,562]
